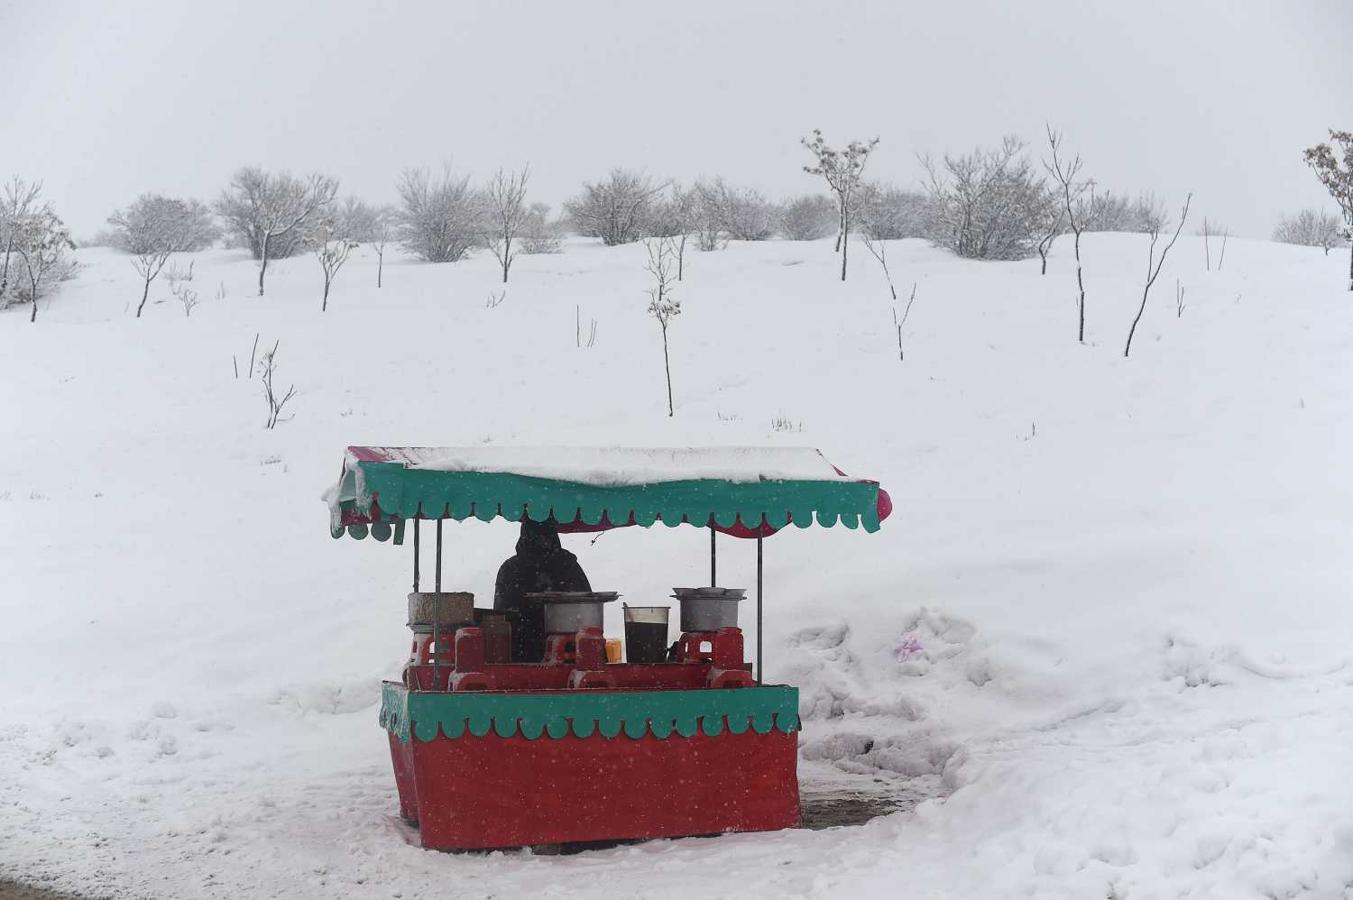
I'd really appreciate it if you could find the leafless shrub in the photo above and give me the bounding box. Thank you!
[485,289,505,309]
[565,169,663,246]
[396,166,480,263]
[575,305,597,348]
[258,340,297,429]
[802,129,879,280]
[216,168,338,295]
[1273,208,1345,255]
[856,183,928,241]
[922,136,1047,261]
[1175,279,1186,318]
[1197,216,1229,271]
[777,195,837,241]
[721,184,776,241]
[1125,194,1192,358]
[690,179,728,252]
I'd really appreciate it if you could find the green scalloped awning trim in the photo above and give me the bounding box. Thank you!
[335,464,880,539]
[378,682,800,744]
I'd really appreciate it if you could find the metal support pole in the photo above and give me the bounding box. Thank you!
[709,526,717,586]
[412,518,420,591]
[432,518,443,689]
[756,534,763,685]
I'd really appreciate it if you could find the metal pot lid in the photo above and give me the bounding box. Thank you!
[524,591,620,604]
[671,587,746,599]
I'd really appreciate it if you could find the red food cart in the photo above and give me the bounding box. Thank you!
[326,446,890,850]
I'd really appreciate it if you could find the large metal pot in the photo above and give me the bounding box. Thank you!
[527,591,619,633]
[672,587,745,632]
[407,592,475,634]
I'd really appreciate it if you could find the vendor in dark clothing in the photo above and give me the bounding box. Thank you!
[493,519,591,662]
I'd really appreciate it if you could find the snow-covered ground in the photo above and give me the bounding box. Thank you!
[3,234,1353,899]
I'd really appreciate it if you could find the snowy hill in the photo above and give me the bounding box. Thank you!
[3,235,1353,899]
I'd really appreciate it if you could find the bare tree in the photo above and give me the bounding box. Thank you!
[1,177,43,304]
[802,130,879,281]
[861,234,899,300]
[108,194,218,317]
[777,194,837,241]
[922,136,1048,261]
[481,166,531,282]
[893,283,917,362]
[395,166,480,263]
[644,237,681,417]
[1273,208,1345,254]
[1303,131,1353,289]
[259,340,297,429]
[216,168,338,296]
[1034,192,1065,276]
[564,169,663,246]
[314,216,358,313]
[1125,194,1192,358]
[1045,126,1091,342]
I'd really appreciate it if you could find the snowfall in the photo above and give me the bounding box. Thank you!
[2,232,1352,900]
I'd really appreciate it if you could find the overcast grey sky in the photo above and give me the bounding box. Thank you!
[2,0,1349,238]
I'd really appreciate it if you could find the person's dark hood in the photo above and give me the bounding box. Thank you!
[516,518,563,559]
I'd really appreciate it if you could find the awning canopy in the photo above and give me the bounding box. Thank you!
[326,446,891,543]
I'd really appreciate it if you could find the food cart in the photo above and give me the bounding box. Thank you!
[326,446,891,850]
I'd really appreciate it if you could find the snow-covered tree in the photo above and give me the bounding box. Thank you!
[777,194,837,241]
[9,204,76,323]
[395,166,481,263]
[644,237,680,417]
[1077,191,1164,233]
[0,177,43,306]
[802,130,879,281]
[564,169,663,246]
[107,194,218,317]
[720,183,775,242]
[1303,130,1353,290]
[856,183,928,241]
[690,179,727,252]
[481,166,531,283]
[314,233,356,313]
[519,203,563,255]
[216,168,338,296]
[1273,208,1346,255]
[923,136,1047,261]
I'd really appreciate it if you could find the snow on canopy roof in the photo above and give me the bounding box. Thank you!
[327,446,889,542]
[359,445,846,484]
